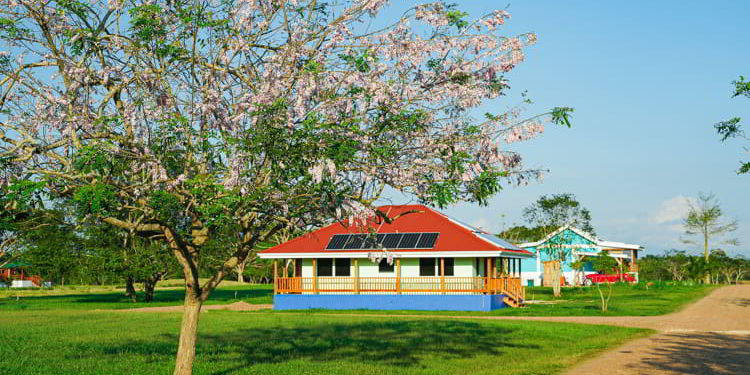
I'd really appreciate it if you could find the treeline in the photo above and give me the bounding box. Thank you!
[5,203,281,300]
[638,250,748,284]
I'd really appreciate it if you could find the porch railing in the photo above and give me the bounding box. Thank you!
[275,276,523,298]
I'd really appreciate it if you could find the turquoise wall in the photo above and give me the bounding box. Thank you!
[522,229,599,272]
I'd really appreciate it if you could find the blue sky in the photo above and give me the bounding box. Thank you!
[378,1,750,256]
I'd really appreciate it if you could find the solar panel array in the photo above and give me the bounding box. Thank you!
[326,232,439,250]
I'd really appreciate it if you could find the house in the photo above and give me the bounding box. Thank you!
[518,226,644,287]
[258,204,533,311]
[0,262,42,288]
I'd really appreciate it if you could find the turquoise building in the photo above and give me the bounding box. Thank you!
[518,226,643,287]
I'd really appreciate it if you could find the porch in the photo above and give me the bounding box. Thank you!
[272,257,525,308]
[274,276,524,308]
[0,264,42,287]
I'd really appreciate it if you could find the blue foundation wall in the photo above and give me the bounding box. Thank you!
[274,294,507,311]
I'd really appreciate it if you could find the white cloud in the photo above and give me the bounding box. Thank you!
[650,195,695,225]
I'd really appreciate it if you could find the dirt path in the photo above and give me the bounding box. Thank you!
[562,284,750,375]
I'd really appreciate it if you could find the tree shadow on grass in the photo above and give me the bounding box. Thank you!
[626,332,750,374]
[76,320,535,374]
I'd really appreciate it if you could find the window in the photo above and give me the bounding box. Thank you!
[419,258,436,276]
[443,258,454,276]
[335,258,351,276]
[379,259,394,273]
[317,259,333,277]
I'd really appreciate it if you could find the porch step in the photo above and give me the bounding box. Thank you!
[503,295,524,308]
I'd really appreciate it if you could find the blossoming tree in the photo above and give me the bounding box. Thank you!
[0,0,571,373]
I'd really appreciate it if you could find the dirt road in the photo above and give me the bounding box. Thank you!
[563,284,750,375]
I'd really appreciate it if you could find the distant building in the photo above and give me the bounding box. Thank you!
[519,225,643,287]
[0,262,42,288]
[259,204,532,311]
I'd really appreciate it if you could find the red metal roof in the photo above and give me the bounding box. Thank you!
[260,204,531,255]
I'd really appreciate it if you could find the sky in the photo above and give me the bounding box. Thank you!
[377,1,750,257]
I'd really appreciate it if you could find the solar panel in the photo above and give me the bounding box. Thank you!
[326,234,350,250]
[344,234,366,249]
[327,232,439,250]
[399,233,421,248]
[416,232,439,248]
[381,233,403,248]
[362,233,386,249]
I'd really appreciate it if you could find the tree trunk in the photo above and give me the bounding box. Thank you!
[125,277,137,303]
[596,284,606,311]
[552,264,562,297]
[235,261,246,283]
[704,233,711,284]
[143,278,156,302]
[143,272,165,302]
[173,295,203,375]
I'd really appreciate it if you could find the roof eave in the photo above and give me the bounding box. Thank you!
[259,250,534,259]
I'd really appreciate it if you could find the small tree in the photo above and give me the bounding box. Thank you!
[590,250,617,312]
[637,255,670,281]
[0,2,572,373]
[662,250,690,281]
[681,193,738,283]
[523,193,594,296]
[733,256,748,284]
[571,258,585,286]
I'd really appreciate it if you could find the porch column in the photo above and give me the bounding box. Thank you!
[354,259,360,295]
[283,260,289,278]
[440,257,445,295]
[273,259,278,295]
[292,259,297,277]
[312,258,318,294]
[485,257,491,294]
[396,258,402,295]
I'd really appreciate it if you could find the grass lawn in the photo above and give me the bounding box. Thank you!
[0,309,649,375]
[0,283,273,311]
[274,283,719,317]
[0,282,717,316]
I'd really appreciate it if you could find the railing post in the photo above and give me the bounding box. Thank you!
[273,259,278,295]
[485,257,491,294]
[440,257,445,295]
[312,258,318,295]
[354,258,360,295]
[396,258,401,294]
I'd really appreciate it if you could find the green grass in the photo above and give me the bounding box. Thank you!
[0,284,273,311]
[0,309,649,375]
[272,283,718,317]
[1,282,716,317]
[2,282,715,374]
